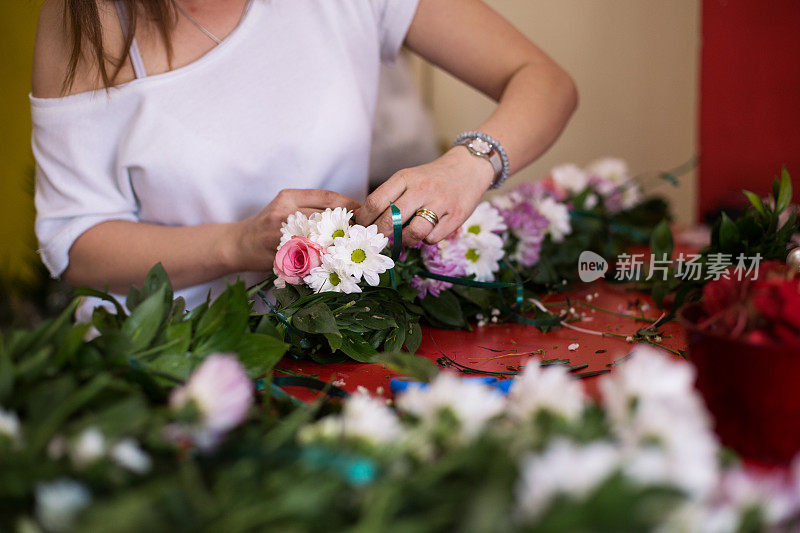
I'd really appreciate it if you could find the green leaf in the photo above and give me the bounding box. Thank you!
[163,321,193,355]
[718,212,740,251]
[234,334,288,378]
[419,290,465,328]
[742,190,767,216]
[121,285,169,352]
[372,351,437,382]
[776,167,793,214]
[405,322,422,353]
[323,332,343,352]
[649,220,673,261]
[383,327,406,353]
[147,352,199,381]
[292,303,339,336]
[72,288,127,318]
[339,333,379,363]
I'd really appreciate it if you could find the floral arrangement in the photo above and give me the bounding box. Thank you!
[3,285,799,532]
[264,158,671,361]
[698,260,800,344]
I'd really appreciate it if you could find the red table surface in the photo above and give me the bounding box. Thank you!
[275,279,687,402]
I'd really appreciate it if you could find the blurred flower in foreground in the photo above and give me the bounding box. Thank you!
[507,362,585,422]
[397,373,505,440]
[35,479,91,532]
[111,438,152,474]
[300,393,403,447]
[516,439,620,520]
[169,354,253,450]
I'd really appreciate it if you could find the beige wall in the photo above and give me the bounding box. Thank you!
[415,0,699,225]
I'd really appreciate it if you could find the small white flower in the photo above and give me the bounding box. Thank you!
[533,196,572,243]
[551,163,590,193]
[508,363,585,421]
[329,225,394,286]
[460,232,505,282]
[339,394,405,445]
[568,343,579,351]
[516,440,620,520]
[279,211,315,247]
[304,255,361,294]
[0,408,21,443]
[396,373,505,440]
[110,439,152,474]
[308,207,353,247]
[585,157,630,184]
[70,427,106,468]
[36,479,92,532]
[461,201,507,238]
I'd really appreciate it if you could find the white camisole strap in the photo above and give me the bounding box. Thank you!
[113,0,148,79]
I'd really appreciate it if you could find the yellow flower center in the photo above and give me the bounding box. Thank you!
[466,248,480,262]
[329,272,341,286]
[351,249,367,263]
[332,229,345,239]
[467,224,481,235]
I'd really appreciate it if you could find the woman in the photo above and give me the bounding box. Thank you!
[32,0,577,309]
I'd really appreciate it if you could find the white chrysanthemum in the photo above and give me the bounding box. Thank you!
[304,255,362,294]
[533,196,572,243]
[396,373,506,440]
[600,346,719,498]
[516,440,620,520]
[36,479,92,533]
[110,438,152,474]
[70,427,106,468]
[461,201,507,238]
[459,232,505,282]
[279,211,315,247]
[508,363,586,421]
[586,157,630,184]
[0,408,21,443]
[551,163,589,193]
[329,224,394,286]
[308,207,353,247]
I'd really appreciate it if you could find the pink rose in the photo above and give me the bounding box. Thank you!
[273,236,324,284]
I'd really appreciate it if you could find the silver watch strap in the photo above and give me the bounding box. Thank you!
[452,131,510,189]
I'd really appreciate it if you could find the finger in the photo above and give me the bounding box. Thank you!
[374,193,425,237]
[298,208,322,218]
[290,189,361,211]
[355,176,407,226]
[403,211,439,247]
[423,212,462,244]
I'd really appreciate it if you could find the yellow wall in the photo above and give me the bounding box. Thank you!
[414,0,700,225]
[0,1,40,282]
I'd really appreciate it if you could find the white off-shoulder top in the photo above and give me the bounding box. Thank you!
[31,0,419,309]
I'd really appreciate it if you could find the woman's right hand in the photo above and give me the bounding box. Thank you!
[229,189,361,272]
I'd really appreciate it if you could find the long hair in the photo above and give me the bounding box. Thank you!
[63,0,175,92]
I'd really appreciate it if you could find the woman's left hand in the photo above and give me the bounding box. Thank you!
[355,147,495,246]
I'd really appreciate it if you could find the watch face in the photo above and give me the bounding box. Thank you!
[468,138,492,156]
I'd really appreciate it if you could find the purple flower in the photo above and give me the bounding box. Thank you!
[412,239,468,298]
[169,354,253,450]
[495,197,550,268]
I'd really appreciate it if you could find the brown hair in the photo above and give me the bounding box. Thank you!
[63,0,174,92]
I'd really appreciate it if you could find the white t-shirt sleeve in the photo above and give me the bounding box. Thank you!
[31,97,140,278]
[371,0,420,62]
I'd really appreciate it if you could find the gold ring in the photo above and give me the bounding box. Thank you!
[415,208,439,226]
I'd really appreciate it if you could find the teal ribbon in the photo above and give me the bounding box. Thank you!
[388,202,403,289]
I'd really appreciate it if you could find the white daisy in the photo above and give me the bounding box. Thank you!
[279,212,315,247]
[329,225,394,286]
[461,201,507,238]
[459,232,505,282]
[304,255,362,294]
[585,157,630,184]
[533,196,572,243]
[308,207,353,247]
[551,163,589,194]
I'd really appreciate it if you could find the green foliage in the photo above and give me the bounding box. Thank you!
[646,168,799,311]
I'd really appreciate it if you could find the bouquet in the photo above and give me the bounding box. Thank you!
[699,261,800,344]
[262,158,673,360]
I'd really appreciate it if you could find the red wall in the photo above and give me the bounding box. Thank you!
[699,0,800,218]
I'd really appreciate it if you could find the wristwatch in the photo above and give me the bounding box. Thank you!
[453,131,510,189]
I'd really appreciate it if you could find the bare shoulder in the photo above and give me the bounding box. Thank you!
[32,0,131,98]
